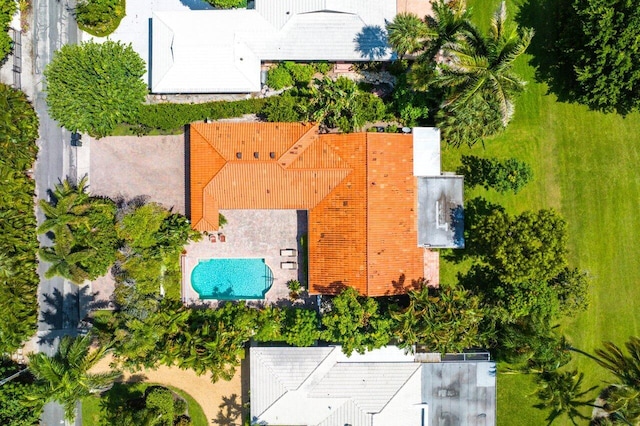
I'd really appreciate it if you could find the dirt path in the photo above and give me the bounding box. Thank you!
[91,354,244,425]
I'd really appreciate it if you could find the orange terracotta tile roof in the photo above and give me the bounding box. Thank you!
[189,122,426,296]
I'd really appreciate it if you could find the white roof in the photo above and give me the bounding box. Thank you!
[413,127,441,176]
[250,346,422,426]
[151,0,396,93]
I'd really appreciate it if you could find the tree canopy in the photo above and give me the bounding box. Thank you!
[569,0,640,114]
[44,40,147,137]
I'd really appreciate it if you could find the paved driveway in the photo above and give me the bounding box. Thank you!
[89,135,186,213]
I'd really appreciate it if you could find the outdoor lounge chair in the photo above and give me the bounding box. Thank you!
[209,234,216,243]
[281,261,297,270]
[280,248,297,257]
[218,233,226,243]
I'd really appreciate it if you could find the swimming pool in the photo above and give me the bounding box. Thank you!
[191,258,274,300]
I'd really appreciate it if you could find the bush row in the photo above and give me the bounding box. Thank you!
[131,97,267,134]
[0,0,16,61]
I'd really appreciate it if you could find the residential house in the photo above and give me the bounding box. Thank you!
[188,122,463,296]
[151,0,397,93]
[250,346,496,425]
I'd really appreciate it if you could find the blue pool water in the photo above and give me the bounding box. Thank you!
[191,258,274,300]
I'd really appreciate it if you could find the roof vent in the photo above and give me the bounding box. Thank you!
[270,152,276,159]
[254,152,259,159]
[236,152,242,159]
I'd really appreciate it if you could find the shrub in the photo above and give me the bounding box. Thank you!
[266,65,294,90]
[457,155,533,194]
[283,61,315,85]
[312,61,333,75]
[75,0,126,36]
[44,40,147,137]
[134,98,266,133]
[0,0,16,62]
[282,308,320,347]
[203,0,246,8]
[261,90,309,122]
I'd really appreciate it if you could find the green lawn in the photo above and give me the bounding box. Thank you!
[82,382,208,426]
[440,0,640,424]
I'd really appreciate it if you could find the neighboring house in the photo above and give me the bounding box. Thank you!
[250,346,496,426]
[188,122,464,296]
[151,0,396,93]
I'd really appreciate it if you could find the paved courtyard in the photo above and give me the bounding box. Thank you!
[182,210,307,305]
[89,135,186,213]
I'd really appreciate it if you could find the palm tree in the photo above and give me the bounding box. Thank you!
[28,335,120,421]
[534,369,599,425]
[0,252,15,278]
[38,227,95,284]
[433,2,534,125]
[594,337,640,388]
[310,76,363,132]
[37,176,92,237]
[386,13,430,59]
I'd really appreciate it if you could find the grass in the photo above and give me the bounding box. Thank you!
[439,0,640,424]
[82,382,208,426]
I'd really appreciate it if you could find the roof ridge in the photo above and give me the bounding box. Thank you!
[277,124,320,168]
[372,364,422,415]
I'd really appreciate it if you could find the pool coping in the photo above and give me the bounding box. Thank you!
[182,255,277,303]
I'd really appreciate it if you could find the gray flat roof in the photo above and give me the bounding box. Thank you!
[422,362,496,426]
[418,175,465,248]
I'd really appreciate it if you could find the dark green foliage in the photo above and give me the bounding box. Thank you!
[391,284,488,354]
[266,65,294,90]
[534,370,597,425]
[310,76,387,133]
[44,40,147,137]
[281,308,319,347]
[38,178,119,284]
[550,267,590,314]
[570,0,640,114]
[0,0,16,61]
[0,84,39,353]
[75,0,125,37]
[390,73,430,127]
[321,287,392,355]
[144,387,175,425]
[28,335,119,421]
[436,96,505,148]
[471,209,568,284]
[203,0,246,9]
[260,90,310,122]
[0,358,42,425]
[116,203,201,299]
[218,213,227,228]
[458,155,533,193]
[135,98,266,134]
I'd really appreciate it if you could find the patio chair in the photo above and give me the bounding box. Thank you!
[209,234,217,243]
[219,233,226,243]
[281,261,298,270]
[280,248,297,257]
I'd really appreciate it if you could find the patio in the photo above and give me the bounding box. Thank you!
[182,210,307,304]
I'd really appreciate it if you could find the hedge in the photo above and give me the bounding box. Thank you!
[0,0,16,62]
[130,98,267,134]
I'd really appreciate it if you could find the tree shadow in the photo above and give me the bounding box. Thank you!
[441,196,504,263]
[212,393,243,426]
[354,25,392,60]
[178,0,214,10]
[514,0,581,102]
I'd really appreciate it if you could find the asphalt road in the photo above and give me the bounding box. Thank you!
[32,0,82,423]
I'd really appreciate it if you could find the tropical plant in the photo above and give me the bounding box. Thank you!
[261,89,310,122]
[281,308,319,347]
[534,370,599,425]
[386,12,430,59]
[310,76,386,133]
[38,177,119,283]
[433,2,534,126]
[0,84,39,353]
[44,40,147,137]
[390,284,488,353]
[0,0,16,62]
[202,0,245,9]
[321,287,392,355]
[287,279,302,299]
[594,337,640,390]
[74,0,125,37]
[0,358,42,426]
[266,65,294,90]
[28,335,120,421]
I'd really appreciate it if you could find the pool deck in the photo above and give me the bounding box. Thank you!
[182,210,307,305]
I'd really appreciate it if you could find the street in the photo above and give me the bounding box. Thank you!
[31,0,82,423]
